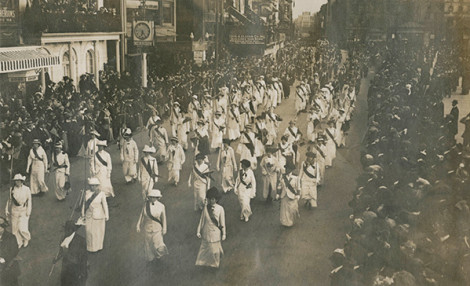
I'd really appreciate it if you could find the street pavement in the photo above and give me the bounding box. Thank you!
[1,71,372,286]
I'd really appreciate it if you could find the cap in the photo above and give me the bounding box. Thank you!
[13,174,26,181]
[143,145,156,153]
[148,189,162,198]
[88,177,100,185]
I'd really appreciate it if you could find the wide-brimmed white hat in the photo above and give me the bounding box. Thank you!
[142,145,156,153]
[124,128,132,136]
[148,189,162,198]
[88,177,100,185]
[13,174,26,181]
[97,140,107,147]
[90,130,100,136]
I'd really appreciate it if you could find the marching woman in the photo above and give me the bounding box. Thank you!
[276,166,301,227]
[189,153,211,211]
[136,189,169,262]
[324,119,338,168]
[120,128,139,184]
[5,174,32,248]
[237,124,257,169]
[234,159,256,222]
[91,140,114,197]
[265,106,280,145]
[27,139,48,195]
[187,95,201,131]
[167,137,185,187]
[195,187,226,268]
[150,119,168,163]
[210,110,226,151]
[260,147,280,202]
[139,145,159,199]
[217,139,237,193]
[51,142,70,201]
[193,119,210,156]
[81,178,109,252]
[299,152,320,209]
[227,102,241,141]
[277,135,295,174]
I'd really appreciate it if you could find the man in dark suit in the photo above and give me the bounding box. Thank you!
[450,100,459,138]
[54,221,88,286]
[0,216,20,286]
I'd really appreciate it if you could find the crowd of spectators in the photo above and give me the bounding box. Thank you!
[23,0,120,35]
[330,40,470,286]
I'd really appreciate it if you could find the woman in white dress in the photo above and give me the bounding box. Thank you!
[5,174,32,247]
[217,139,237,193]
[234,160,256,222]
[210,111,226,150]
[26,139,48,195]
[299,152,320,209]
[276,167,300,227]
[81,178,109,252]
[324,120,337,167]
[136,189,169,262]
[91,140,114,197]
[195,187,226,268]
[227,103,241,141]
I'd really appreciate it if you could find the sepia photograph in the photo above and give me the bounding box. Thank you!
[0,0,469,285]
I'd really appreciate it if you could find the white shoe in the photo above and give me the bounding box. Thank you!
[245,217,249,222]
[23,240,29,247]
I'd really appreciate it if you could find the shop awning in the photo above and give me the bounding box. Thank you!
[0,47,60,74]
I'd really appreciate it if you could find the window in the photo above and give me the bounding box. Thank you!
[63,52,70,77]
[163,2,174,25]
[86,50,94,74]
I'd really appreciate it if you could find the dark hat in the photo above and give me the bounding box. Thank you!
[196,153,206,160]
[222,138,231,145]
[306,151,316,158]
[206,187,220,200]
[452,100,458,106]
[241,159,251,168]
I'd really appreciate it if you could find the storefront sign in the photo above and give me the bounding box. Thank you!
[229,33,265,45]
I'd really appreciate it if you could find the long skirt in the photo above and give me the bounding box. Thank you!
[237,191,252,220]
[55,171,67,200]
[122,161,137,182]
[193,180,208,211]
[317,158,325,185]
[155,142,168,162]
[85,218,105,252]
[141,177,155,199]
[262,174,277,200]
[301,178,317,207]
[195,240,223,268]
[96,170,114,197]
[280,197,299,227]
[325,140,336,167]
[144,230,169,261]
[11,209,30,246]
[220,164,235,193]
[30,161,48,194]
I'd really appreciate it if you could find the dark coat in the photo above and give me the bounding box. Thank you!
[450,106,459,135]
[61,234,88,286]
[0,230,20,286]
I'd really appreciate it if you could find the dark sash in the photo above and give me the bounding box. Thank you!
[243,132,255,156]
[283,175,298,195]
[95,152,108,167]
[249,101,256,114]
[296,90,305,102]
[145,201,162,226]
[207,204,223,231]
[313,144,326,159]
[239,170,252,188]
[325,128,338,147]
[155,127,167,143]
[239,103,247,114]
[84,192,99,214]
[230,108,239,123]
[32,148,43,161]
[52,152,68,169]
[10,189,26,207]
[288,127,298,138]
[141,157,155,178]
[267,112,276,122]
[303,163,316,179]
[213,121,224,131]
[193,164,209,181]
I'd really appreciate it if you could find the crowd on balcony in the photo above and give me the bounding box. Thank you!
[330,41,470,286]
[22,0,120,35]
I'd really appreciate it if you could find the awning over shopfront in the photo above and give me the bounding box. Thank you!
[0,46,60,74]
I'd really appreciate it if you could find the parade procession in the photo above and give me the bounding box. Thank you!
[1,0,470,285]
